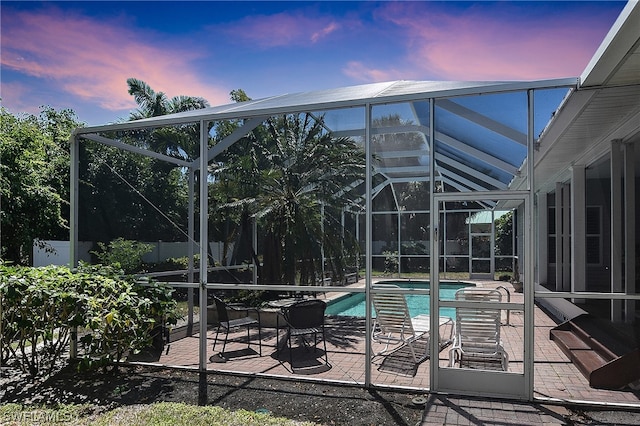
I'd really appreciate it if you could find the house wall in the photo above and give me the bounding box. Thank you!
[542,162,640,293]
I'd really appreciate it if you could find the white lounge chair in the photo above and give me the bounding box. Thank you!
[448,288,508,371]
[372,284,452,363]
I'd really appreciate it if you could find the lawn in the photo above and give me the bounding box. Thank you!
[0,402,316,426]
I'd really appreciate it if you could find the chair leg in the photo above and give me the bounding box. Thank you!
[321,330,328,363]
[220,327,229,358]
[245,323,262,356]
[213,325,221,352]
[257,324,262,356]
[407,341,418,364]
[288,332,293,367]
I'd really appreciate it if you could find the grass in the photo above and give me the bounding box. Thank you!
[0,402,317,426]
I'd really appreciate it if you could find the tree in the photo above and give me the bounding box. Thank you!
[494,211,514,273]
[78,138,190,244]
[0,106,81,264]
[127,77,210,161]
[212,112,365,285]
[78,79,211,245]
[127,78,209,120]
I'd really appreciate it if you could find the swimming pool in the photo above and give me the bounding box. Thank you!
[325,281,472,318]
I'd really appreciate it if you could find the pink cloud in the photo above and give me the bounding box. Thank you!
[342,61,402,83]
[373,3,614,80]
[0,81,41,115]
[1,8,230,112]
[223,12,344,47]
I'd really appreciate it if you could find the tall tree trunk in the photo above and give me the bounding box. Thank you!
[261,230,282,284]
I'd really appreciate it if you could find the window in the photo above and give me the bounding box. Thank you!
[548,206,556,264]
[586,206,602,265]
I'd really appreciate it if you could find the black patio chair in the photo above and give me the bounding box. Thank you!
[278,299,328,367]
[212,296,261,359]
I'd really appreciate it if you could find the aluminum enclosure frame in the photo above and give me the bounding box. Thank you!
[68,77,575,400]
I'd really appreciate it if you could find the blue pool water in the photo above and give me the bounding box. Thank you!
[325,281,471,319]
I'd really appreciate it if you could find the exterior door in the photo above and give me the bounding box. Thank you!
[470,219,492,279]
[431,191,531,400]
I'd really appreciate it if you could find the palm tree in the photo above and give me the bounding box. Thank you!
[212,113,365,286]
[126,78,210,161]
[127,78,209,119]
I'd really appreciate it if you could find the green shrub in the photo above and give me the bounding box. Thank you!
[91,238,154,274]
[0,263,178,375]
[0,264,83,375]
[75,263,178,369]
[148,254,200,273]
[383,250,399,274]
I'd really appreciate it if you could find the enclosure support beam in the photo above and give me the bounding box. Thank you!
[562,183,571,290]
[397,207,401,277]
[624,142,636,322]
[321,203,326,280]
[199,121,209,372]
[536,192,548,285]
[253,217,258,285]
[429,97,439,391]
[364,103,373,387]
[571,164,586,298]
[199,117,266,167]
[187,167,195,335]
[524,89,535,400]
[611,140,623,321]
[69,131,79,359]
[81,133,191,167]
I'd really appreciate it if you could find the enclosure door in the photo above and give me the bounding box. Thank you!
[470,228,492,280]
[432,192,530,400]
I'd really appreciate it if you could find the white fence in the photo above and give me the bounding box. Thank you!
[32,240,93,267]
[33,240,233,267]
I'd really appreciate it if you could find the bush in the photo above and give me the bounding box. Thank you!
[0,263,178,376]
[383,250,399,274]
[0,264,83,375]
[147,254,200,273]
[91,238,154,274]
[75,263,178,369]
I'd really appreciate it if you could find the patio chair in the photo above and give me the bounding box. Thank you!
[448,288,508,370]
[212,296,261,359]
[278,299,329,367]
[371,284,452,363]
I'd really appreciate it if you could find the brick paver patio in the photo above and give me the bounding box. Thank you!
[153,280,640,406]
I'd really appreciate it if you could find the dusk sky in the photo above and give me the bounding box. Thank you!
[0,1,627,126]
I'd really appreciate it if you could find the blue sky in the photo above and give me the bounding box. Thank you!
[0,1,627,126]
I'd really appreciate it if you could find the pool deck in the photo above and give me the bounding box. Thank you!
[148,279,640,423]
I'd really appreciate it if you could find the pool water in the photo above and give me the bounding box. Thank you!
[325,281,471,319]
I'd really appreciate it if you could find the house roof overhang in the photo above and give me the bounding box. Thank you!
[531,0,640,194]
